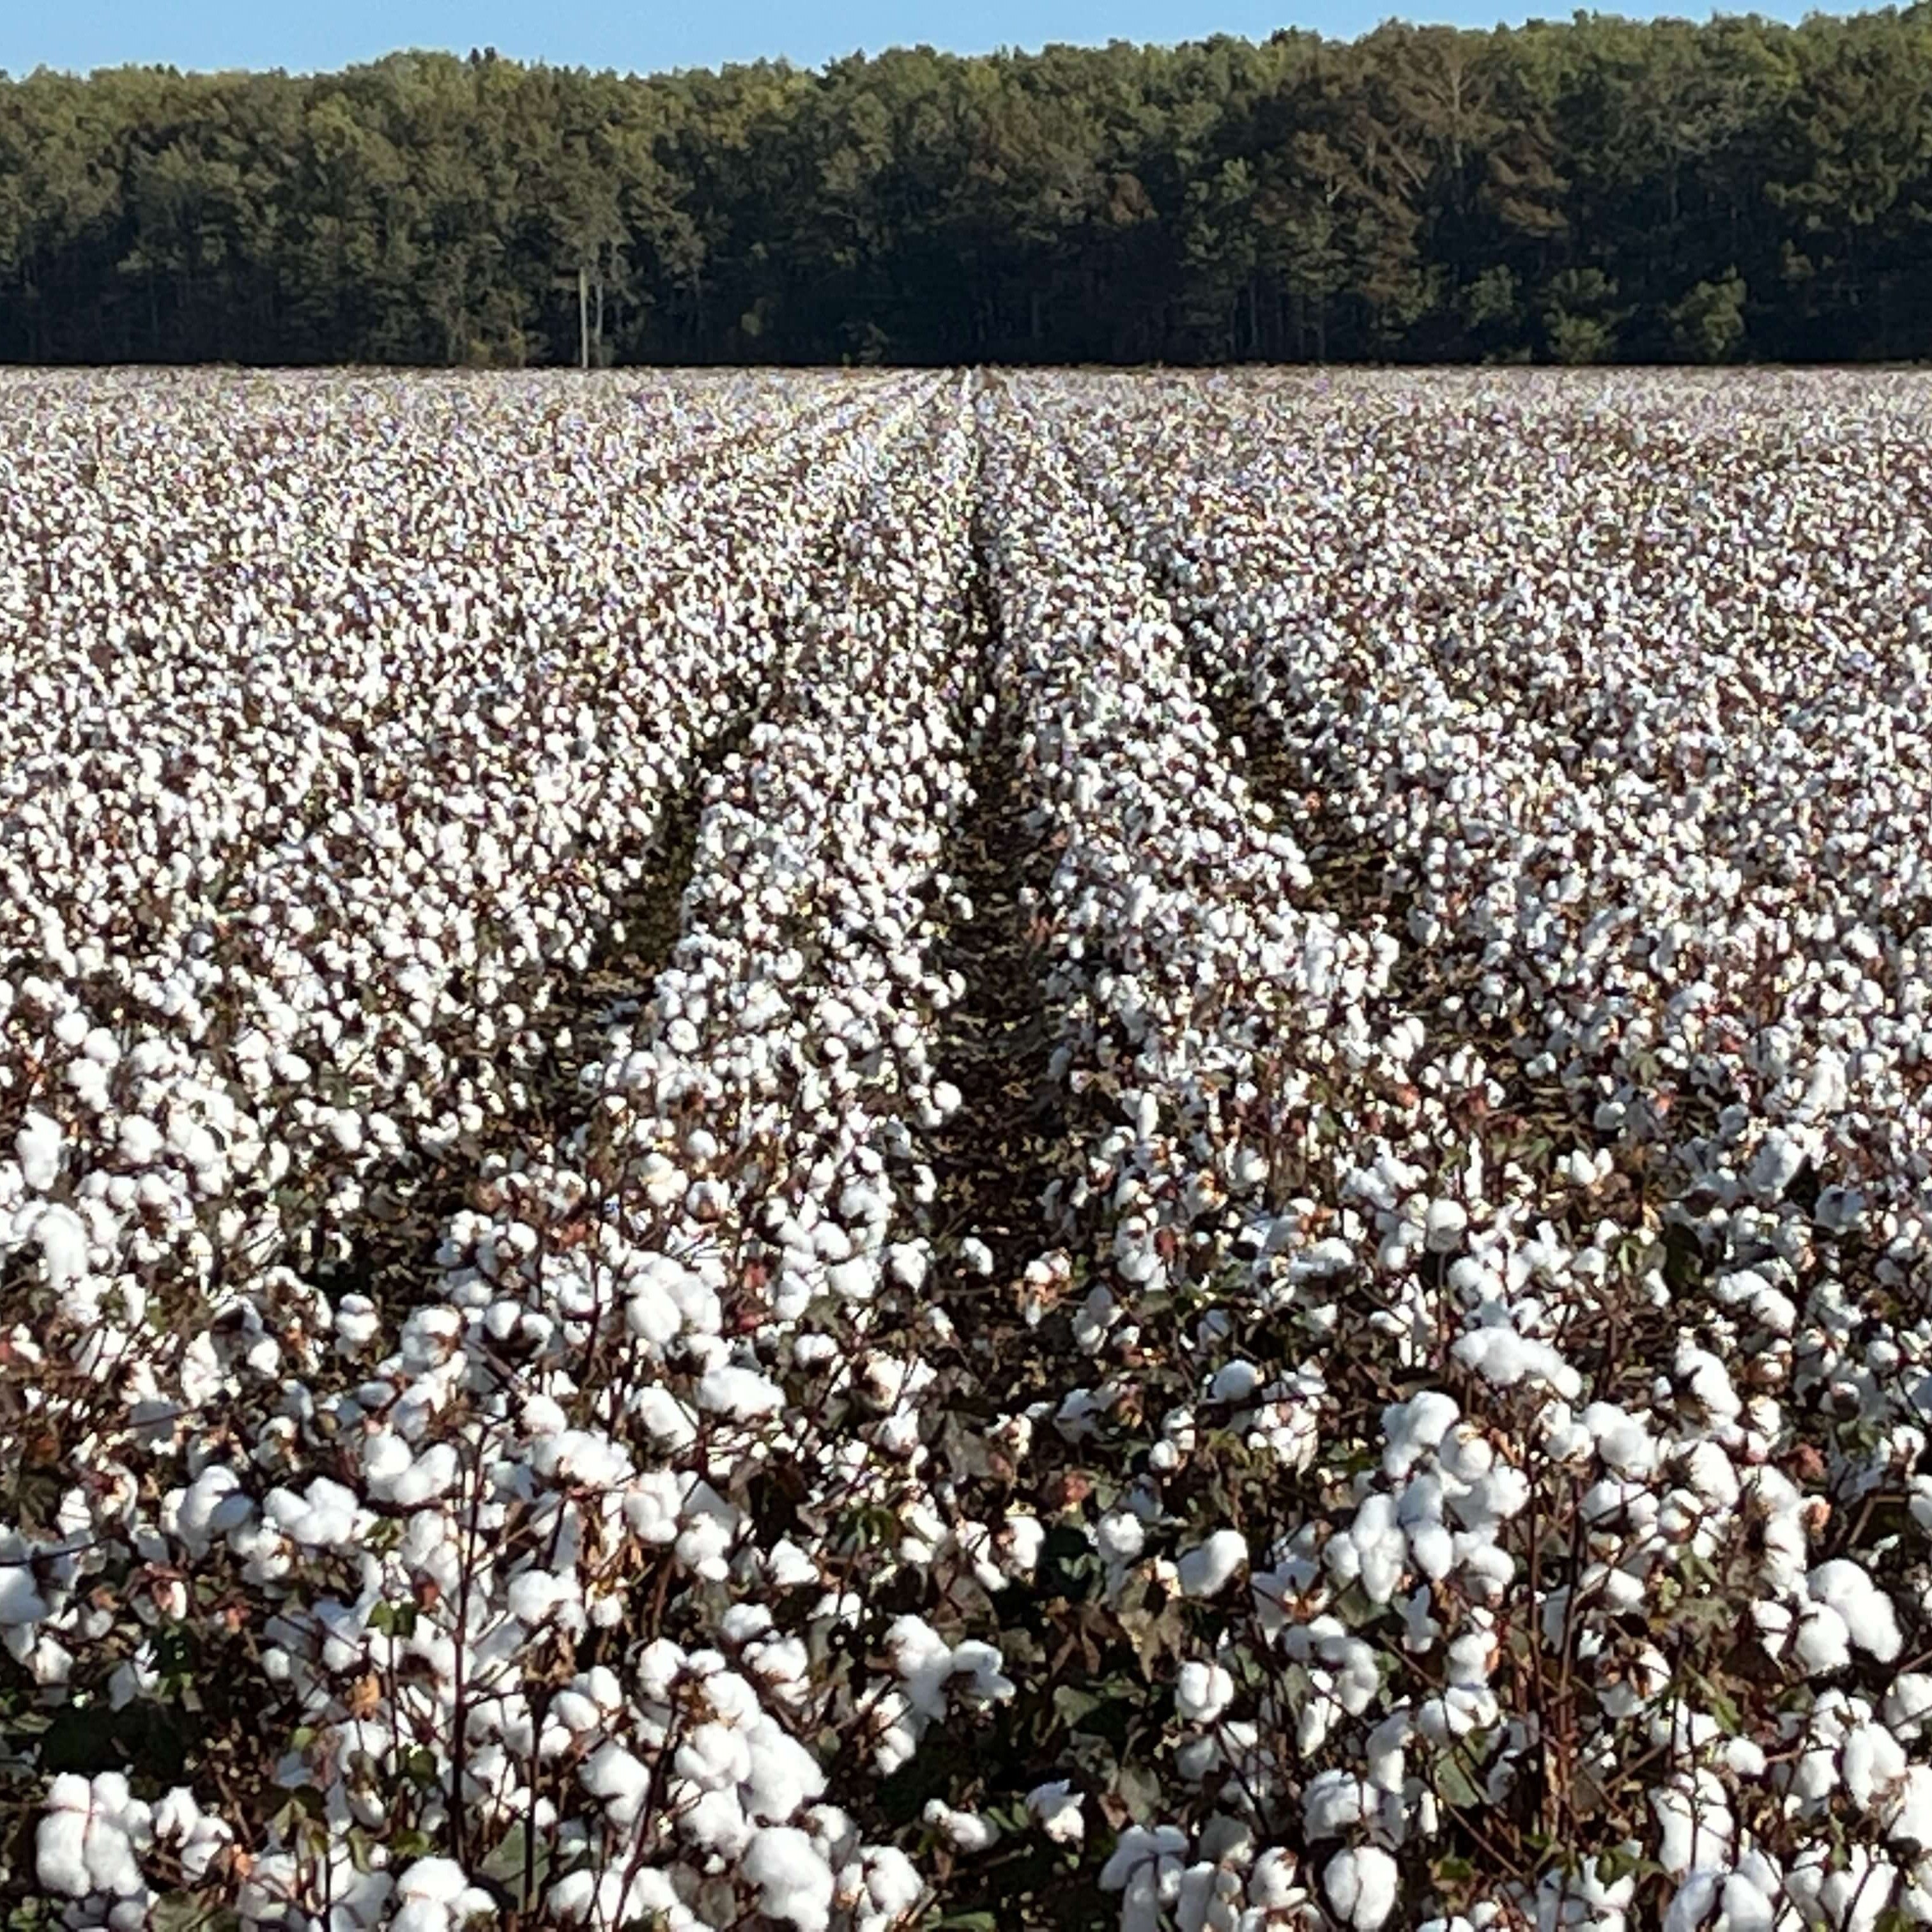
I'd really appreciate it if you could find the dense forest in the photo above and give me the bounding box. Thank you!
[3,9,1930,366]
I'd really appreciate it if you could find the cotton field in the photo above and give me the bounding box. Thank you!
[4,368,1932,1932]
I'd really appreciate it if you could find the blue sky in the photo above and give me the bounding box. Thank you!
[3,0,1857,77]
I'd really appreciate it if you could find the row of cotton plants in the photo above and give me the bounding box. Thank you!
[0,372,944,1924]
[1015,369,1932,1931]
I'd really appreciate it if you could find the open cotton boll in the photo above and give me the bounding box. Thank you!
[1886,1765,1932,1848]
[36,1775,95,1898]
[1303,1768,1376,1839]
[16,1112,62,1192]
[923,1800,1000,1852]
[263,1476,363,1547]
[743,1825,836,1932]
[698,1362,786,1420]
[38,1771,152,1899]
[1809,1559,1903,1662]
[841,1844,924,1931]
[1027,1779,1085,1844]
[1175,1660,1234,1725]
[1176,1529,1248,1597]
[549,1867,689,1929]
[1323,1846,1400,1931]
[1883,1675,1932,1742]
[0,1564,52,1627]
[392,1857,496,1932]
[1452,1324,1581,1399]
[1381,1389,1459,1478]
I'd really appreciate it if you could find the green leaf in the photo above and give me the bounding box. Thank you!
[1052,1683,1105,1728]
[1434,1751,1485,1809]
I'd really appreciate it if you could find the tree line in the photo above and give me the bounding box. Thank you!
[3,10,1930,367]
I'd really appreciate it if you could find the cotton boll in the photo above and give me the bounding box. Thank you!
[1324,1846,1400,1931]
[1382,1389,1459,1477]
[1176,1529,1247,1597]
[698,1363,785,1420]
[1883,1675,1932,1742]
[37,1775,93,1897]
[1175,1660,1234,1726]
[1886,1765,1932,1848]
[744,1825,835,1932]
[1027,1780,1085,1844]
[923,1800,1000,1853]
[1303,1768,1375,1839]
[17,1112,62,1192]
[843,1844,923,1931]
[1098,1511,1147,1563]
[1844,1722,1909,1814]
[1810,1559,1903,1662]
[39,1772,153,1899]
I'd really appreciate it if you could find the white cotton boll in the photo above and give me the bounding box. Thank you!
[1884,1675,1932,1742]
[827,1257,878,1303]
[1196,1347,1264,1404]
[549,1868,684,1928]
[387,1444,459,1508]
[1381,1390,1459,1477]
[508,1570,564,1627]
[1176,1529,1247,1597]
[1719,1873,1777,1932]
[1886,1765,1932,1848]
[335,1294,381,1354]
[1810,1560,1902,1662]
[847,1844,923,1929]
[17,1113,62,1192]
[1582,1403,1660,1478]
[698,1363,785,1420]
[632,1384,697,1450]
[923,1800,999,1853]
[1454,1326,1548,1394]
[1027,1780,1085,1844]
[582,1742,652,1827]
[28,1203,89,1292]
[1424,1199,1468,1254]
[37,1775,93,1897]
[1408,1521,1455,1581]
[626,1282,682,1347]
[0,1563,51,1626]
[960,1237,994,1277]
[1652,1777,1733,1878]
[1303,1769,1375,1839]
[1749,1129,1807,1198]
[677,1721,753,1793]
[744,1825,835,1932]
[1324,1846,1399,1931]
[1844,1724,1909,1814]
[1098,1512,1146,1563]
[263,1476,362,1547]
[77,1772,150,1897]
[396,1857,477,1905]
[1664,1872,1720,1932]
[1176,1660,1234,1725]
[886,1243,929,1292]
